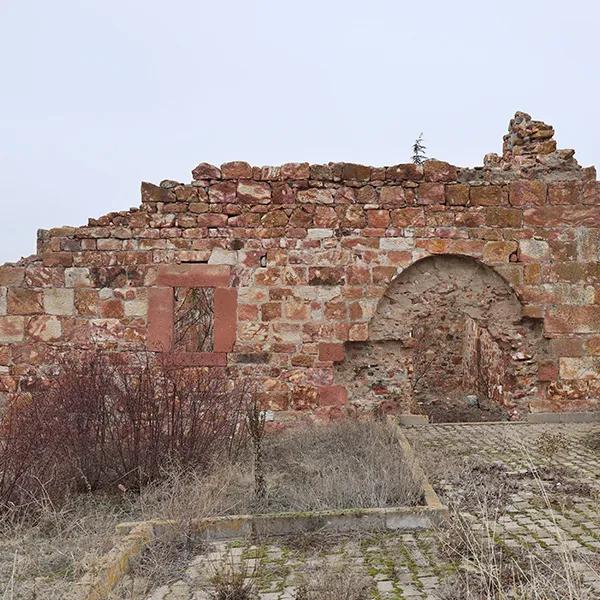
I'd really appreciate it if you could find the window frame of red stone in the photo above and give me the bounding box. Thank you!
[146,264,237,367]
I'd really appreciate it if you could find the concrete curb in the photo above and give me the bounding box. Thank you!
[397,411,600,426]
[526,411,600,424]
[71,522,157,600]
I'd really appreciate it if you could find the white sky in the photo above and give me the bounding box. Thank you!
[0,0,598,263]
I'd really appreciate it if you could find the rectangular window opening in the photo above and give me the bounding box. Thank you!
[174,287,215,352]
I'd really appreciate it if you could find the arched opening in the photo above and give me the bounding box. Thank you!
[336,255,546,422]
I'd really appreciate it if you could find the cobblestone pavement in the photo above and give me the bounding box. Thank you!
[119,422,600,599]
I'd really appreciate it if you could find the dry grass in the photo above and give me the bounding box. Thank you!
[418,438,598,600]
[256,419,424,512]
[0,493,130,599]
[294,567,372,600]
[438,507,594,600]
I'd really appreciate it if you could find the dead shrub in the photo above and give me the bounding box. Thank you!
[0,350,250,511]
[294,567,372,600]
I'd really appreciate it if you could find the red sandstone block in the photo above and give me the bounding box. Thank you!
[547,182,581,205]
[336,205,366,227]
[483,241,518,263]
[238,181,271,204]
[26,315,62,342]
[367,209,390,228]
[447,240,485,257]
[260,302,282,322]
[214,287,237,352]
[42,252,73,267]
[261,210,289,227]
[291,353,315,367]
[423,160,457,182]
[471,185,506,206]
[208,181,237,204]
[524,206,600,228]
[341,163,371,181]
[192,162,221,180]
[146,287,174,351]
[0,316,25,343]
[485,207,522,228]
[7,289,43,315]
[445,184,470,206]
[549,337,584,357]
[346,266,370,285]
[356,185,377,204]
[0,375,17,393]
[24,265,63,288]
[318,343,345,363]
[385,164,423,181]
[155,264,231,288]
[372,266,398,284]
[313,206,338,228]
[281,162,310,179]
[283,299,309,321]
[141,181,174,204]
[272,182,296,204]
[509,180,547,207]
[417,239,450,254]
[0,267,25,287]
[318,384,348,407]
[416,183,445,205]
[380,186,407,206]
[546,305,600,334]
[523,264,541,285]
[324,301,347,320]
[100,298,125,319]
[348,302,363,320]
[221,161,252,179]
[308,267,345,286]
[196,214,228,227]
[585,337,600,355]
[349,323,369,341]
[390,208,425,227]
[538,361,558,382]
[238,304,259,321]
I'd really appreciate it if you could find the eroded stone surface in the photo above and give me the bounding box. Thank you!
[337,255,547,421]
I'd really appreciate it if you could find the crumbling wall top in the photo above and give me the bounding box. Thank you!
[483,111,585,181]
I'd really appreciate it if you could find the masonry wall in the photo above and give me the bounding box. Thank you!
[1,112,600,422]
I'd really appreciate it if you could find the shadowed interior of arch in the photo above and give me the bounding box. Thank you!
[335,255,547,422]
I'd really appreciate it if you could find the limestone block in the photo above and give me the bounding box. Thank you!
[65,267,92,288]
[43,288,75,315]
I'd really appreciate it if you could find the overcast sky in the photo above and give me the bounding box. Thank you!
[0,0,598,264]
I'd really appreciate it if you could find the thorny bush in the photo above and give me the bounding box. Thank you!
[0,350,250,511]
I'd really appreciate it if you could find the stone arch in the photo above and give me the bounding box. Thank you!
[336,254,546,422]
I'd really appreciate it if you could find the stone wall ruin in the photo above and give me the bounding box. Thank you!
[1,111,599,423]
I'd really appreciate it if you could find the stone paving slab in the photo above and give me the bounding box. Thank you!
[117,422,600,599]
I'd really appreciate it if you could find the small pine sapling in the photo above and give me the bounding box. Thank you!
[412,133,427,165]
